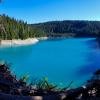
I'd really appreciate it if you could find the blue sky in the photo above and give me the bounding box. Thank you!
[0,0,100,23]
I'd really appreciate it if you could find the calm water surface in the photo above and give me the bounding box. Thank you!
[0,38,100,88]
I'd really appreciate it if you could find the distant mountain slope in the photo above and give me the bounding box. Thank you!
[31,20,100,37]
[0,14,46,40]
[1,14,100,39]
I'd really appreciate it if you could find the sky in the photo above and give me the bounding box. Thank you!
[0,0,100,24]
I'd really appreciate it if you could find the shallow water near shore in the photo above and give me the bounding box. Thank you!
[0,38,100,88]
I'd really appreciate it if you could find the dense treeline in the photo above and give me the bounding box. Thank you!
[32,20,100,37]
[1,14,100,40]
[0,14,46,40]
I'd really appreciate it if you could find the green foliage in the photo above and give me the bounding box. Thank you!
[0,14,46,40]
[1,14,100,39]
[32,20,100,37]
[39,78,57,90]
[30,77,57,91]
[20,74,29,83]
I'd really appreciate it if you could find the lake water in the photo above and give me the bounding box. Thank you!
[0,38,100,88]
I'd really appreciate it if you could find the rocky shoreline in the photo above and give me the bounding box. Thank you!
[0,63,100,100]
[0,38,39,46]
[0,37,49,47]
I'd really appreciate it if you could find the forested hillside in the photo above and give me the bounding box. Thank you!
[0,14,46,40]
[1,14,100,40]
[32,20,100,37]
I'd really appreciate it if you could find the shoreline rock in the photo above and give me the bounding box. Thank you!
[0,38,39,46]
[37,37,48,40]
[0,63,100,99]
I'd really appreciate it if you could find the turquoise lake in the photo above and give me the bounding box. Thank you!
[0,38,100,88]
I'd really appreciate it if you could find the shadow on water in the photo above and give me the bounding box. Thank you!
[76,38,100,77]
[89,38,100,49]
[85,38,100,49]
[77,51,100,77]
[77,64,100,77]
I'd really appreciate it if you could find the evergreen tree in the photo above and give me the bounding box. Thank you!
[0,14,46,40]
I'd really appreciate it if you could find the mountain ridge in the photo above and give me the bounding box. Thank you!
[31,20,100,37]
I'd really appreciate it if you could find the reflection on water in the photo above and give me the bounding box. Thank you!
[0,38,100,88]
